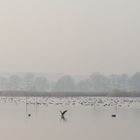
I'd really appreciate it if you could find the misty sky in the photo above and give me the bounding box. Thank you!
[0,0,140,75]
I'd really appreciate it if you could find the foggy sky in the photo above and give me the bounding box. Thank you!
[0,0,140,75]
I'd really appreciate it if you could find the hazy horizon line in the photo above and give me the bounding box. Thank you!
[0,71,139,76]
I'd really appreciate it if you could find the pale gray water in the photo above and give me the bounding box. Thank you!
[0,97,140,140]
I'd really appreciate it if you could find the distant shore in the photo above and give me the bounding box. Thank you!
[0,91,139,97]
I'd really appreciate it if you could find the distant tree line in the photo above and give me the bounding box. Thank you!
[53,73,140,95]
[0,73,50,92]
[0,72,140,95]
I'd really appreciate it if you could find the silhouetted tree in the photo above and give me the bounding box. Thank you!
[89,73,109,92]
[0,77,8,90]
[53,75,76,92]
[77,79,92,92]
[23,73,35,91]
[8,75,22,90]
[129,72,140,92]
[109,74,129,91]
[119,74,129,91]
[34,77,49,92]
[109,74,120,90]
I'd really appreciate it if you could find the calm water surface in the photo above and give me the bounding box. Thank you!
[0,97,140,140]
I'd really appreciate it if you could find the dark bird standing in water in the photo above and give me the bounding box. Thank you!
[60,110,68,120]
[28,114,31,117]
[112,114,116,118]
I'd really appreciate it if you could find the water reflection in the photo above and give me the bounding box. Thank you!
[0,97,139,140]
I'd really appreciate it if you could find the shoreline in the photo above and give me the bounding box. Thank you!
[0,91,139,97]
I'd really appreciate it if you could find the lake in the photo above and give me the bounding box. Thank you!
[0,96,140,140]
